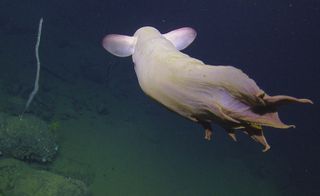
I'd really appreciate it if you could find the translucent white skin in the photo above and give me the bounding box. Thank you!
[132,27,214,122]
[132,27,281,126]
[102,26,312,152]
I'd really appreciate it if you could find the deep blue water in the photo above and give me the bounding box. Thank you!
[0,0,319,195]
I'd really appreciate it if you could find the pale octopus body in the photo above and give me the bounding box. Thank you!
[103,27,312,152]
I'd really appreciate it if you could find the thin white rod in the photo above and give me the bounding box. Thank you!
[23,17,43,113]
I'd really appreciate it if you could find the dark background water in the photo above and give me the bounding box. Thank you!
[0,0,319,195]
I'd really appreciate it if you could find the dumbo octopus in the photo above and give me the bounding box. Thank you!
[102,27,313,152]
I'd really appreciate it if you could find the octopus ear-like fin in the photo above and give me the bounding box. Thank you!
[163,27,197,50]
[102,34,136,57]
